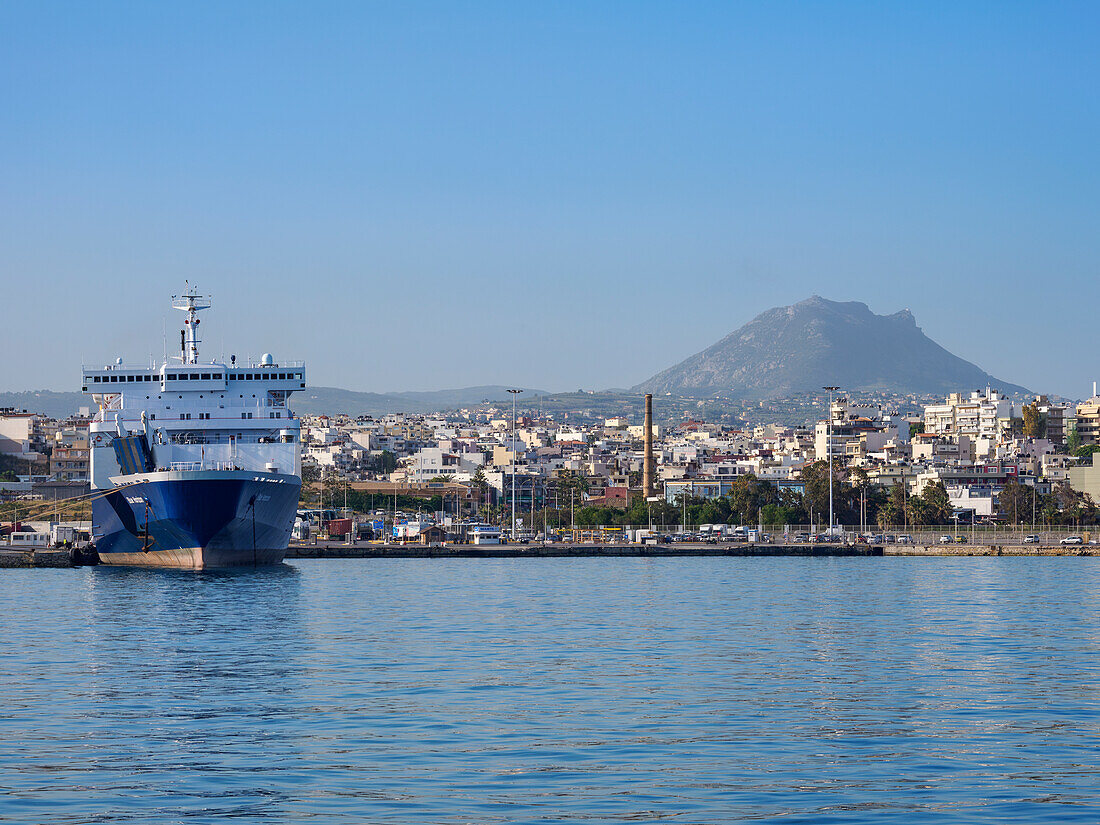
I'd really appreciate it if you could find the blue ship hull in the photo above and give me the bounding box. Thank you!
[92,470,301,569]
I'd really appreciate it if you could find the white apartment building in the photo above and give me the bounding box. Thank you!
[923,389,1014,442]
[406,446,485,483]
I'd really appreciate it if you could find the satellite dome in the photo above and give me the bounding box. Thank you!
[260,353,275,366]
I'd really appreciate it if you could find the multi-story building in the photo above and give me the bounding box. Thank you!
[1032,396,1070,447]
[924,389,1015,443]
[814,400,908,461]
[1075,393,1100,447]
[0,409,49,460]
[50,426,90,482]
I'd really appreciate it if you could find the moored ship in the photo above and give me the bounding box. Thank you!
[82,289,305,568]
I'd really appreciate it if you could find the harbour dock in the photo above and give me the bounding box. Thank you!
[1,542,1092,568]
[286,542,1095,559]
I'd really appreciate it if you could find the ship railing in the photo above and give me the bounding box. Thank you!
[169,460,238,472]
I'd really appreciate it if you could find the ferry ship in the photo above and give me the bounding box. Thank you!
[81,289,304,568]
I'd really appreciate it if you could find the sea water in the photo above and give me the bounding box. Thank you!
[1,557,1097,823]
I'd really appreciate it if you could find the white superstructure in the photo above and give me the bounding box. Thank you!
[81,289,305,489]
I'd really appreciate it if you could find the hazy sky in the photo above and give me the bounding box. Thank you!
[2,2,1097,398]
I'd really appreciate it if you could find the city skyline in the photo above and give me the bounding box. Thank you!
[2,3,1098,397]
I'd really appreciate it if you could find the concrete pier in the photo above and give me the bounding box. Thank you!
[0,547,98,568]
[286,542,1096,559]
[0,543,1091,567]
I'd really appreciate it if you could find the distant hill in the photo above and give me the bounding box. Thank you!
[0,385,548,419]
[292,385,549,416]
[636,296,1030,398]
[0,391,88,420]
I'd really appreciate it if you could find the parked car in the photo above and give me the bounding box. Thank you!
[1061,535,1083,546]
[1023,535,1040,544]
[896,534,913,544]
[939,535,954,544]
[954,535,967,544]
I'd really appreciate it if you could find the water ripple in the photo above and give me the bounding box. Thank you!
[0,557,1098,823]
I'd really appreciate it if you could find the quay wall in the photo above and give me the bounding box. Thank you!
[286,543,1095,559]
[1,544,1092,568]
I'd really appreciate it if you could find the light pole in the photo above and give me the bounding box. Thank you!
[508,388,523,541]
[823,386,840,533]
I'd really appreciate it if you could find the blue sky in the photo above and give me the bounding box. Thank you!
[1,2,1097,397]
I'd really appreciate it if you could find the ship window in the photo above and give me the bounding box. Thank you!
[93,376,100,383]
[190,373,199,380]
[201,373,211,380]
[241,413,247,419]
[167,374,177,381]
[150,414,155,420]
[180,414,185,419]
[109,376,117,382]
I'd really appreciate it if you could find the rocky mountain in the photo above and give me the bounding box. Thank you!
[635,296,1030,398]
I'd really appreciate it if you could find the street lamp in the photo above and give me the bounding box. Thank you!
[508,388,523,541]
[823,386,840,534]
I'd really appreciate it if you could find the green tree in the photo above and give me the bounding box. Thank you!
[909,421,925,439]
[470,467,489,519]
[1066,428,1082,453]
[800,460,859,525]
[727,474,778,523]
[877,483,906,528]
[997,480,1030,525]
[1053,480,1098,525]
[380,450,398,475]
[909,480,952,526]
[1022,402,1045,439]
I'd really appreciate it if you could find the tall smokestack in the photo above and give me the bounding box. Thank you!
[643,394,655,499]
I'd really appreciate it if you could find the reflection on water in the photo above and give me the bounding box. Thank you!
[1,558,1098,823]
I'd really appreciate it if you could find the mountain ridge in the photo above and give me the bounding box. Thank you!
[635,296,1030,398]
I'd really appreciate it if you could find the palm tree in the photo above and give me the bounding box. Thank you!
[471,467,489,521]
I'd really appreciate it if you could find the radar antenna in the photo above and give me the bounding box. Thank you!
[171,284,211,365]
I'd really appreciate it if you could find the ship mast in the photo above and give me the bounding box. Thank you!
[171,283,211,365]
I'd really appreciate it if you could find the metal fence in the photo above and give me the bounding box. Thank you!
[554,524,1097,546]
